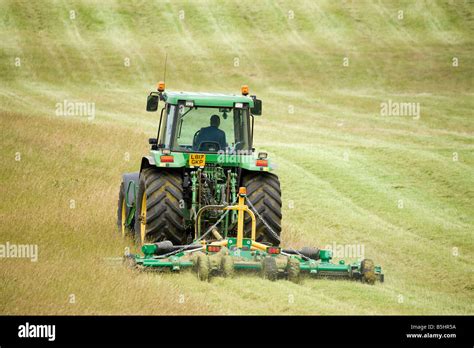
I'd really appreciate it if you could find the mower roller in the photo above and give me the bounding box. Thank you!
[118,83,384,284]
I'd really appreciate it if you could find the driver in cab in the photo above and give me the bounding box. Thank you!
[195,114,227,151]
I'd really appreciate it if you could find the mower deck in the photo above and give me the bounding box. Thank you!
[124,188,384,285]
[127,241,384,284]
[125,219,384,284]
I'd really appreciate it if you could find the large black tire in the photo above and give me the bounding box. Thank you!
[242,172,282,246]
[117,182,134,238]
[134,168,186,245]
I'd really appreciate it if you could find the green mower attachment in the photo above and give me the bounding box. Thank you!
[124,187,384,284]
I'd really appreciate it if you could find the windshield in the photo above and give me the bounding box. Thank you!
[170,103,251,153]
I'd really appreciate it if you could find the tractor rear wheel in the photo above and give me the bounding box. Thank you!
[117,182,134,238]
[134,168,186,245]
[242,172,282,246]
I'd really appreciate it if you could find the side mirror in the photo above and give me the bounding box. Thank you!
[251,98,262,115]
[149,138,158,150]
[146,93,159,112]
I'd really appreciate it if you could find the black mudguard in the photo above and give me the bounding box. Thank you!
[122,172,139,216]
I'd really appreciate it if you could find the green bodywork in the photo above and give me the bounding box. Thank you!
[151,151,273,171]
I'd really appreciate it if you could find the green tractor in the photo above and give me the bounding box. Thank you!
[117,83,384,284]
[117,83,282,247]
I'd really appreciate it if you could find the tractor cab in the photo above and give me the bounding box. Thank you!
[147,84,262,155]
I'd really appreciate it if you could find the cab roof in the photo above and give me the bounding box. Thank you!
[163,91,255,108]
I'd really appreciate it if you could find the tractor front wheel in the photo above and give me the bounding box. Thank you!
[117,182,134,238]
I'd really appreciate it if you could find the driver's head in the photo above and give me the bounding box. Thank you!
[210,114,220,127]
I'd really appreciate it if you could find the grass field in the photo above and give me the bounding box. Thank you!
[1,0,473,315]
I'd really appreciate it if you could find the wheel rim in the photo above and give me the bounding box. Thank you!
[121,198,126,237]
[140,192,147,244]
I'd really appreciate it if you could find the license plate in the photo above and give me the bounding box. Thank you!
[189,154,206,167]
